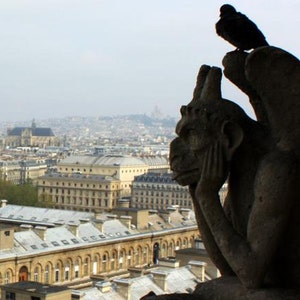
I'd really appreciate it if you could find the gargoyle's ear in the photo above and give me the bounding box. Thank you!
[221,121,244,160]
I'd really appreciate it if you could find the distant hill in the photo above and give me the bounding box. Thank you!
[0,114,178,139]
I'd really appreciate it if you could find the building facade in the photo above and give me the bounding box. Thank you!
[0,160,47,184]
[5,121,59,149]
[37,173,122,211]
[131,173,193,210]
[0,202,198,292]
[57,155,150,196]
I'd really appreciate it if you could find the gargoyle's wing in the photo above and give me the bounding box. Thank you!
[246,46,300,152]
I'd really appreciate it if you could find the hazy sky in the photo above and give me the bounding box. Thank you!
[0,0,299,122]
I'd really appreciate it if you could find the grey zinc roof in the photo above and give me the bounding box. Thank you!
[59,155,98,165]
[82,286,124,300]
[14,230,44,252]
[130,275,164,300]
[77,220,136,242]
[45,226,82,246]
[0,205,93,226]
[164,265,199,293]
[140,156,169,166]
[102,219,134,235]
[78,223,104,242]
[59,154,147,167]
[93,155,146,167]
[81,265,199,300]
[40,173,117,182]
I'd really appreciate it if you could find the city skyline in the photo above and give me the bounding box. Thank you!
[0,0,299,121]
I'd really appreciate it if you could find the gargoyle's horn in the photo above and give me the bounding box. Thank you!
[200,67,222,103]
[192,65,211,102]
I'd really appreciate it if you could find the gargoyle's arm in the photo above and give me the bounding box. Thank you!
[189,184,234,276]
[197,149,296,288]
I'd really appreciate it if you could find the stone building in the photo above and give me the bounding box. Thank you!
[5,120,59,149]
[0,202,198,294]
[131,173,193,210]
[37,173,121,211]
[1,281,71,300]
[0,160,47,184]
[57,154,150,196]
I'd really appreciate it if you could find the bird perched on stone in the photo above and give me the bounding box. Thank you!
[216,4,269,51]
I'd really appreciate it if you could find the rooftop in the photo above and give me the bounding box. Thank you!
[60,154,147,167]
[2,281,70,294]
[133,172,178,184]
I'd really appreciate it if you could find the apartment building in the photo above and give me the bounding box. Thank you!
[131,173,193,210]
[37,173,121,211]
[0,160,47,184]
[0,201,198,294]
[57,154,149,196]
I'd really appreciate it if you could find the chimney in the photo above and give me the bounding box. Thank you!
[158,257,179,268]
[94,209,102,219]
[120,215,132,229]
[188,261,207,282]
[79,218,90,224]
[128,267,145,278]
[107,214,118,220]
[0,225,14,250]
[1,199,8,208]
[160,208,175,224]
[20,224,33,231]
[93,219,105,233]
[180,208,191,219]
[151,270,168,291]
[95,281,111,293]
[33,226,47,241]
[117,198,130,208]
[71,290,85,300]
[68,223,79,237]
[114,278,132,300]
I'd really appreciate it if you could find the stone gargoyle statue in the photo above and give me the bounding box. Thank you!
[143,47,300,299]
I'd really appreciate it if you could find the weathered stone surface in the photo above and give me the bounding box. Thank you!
[149,46,300,300]
[142,277,300,300]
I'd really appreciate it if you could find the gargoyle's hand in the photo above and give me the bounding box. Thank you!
[196,141,229,198]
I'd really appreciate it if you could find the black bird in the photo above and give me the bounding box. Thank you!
[216,4,269,51]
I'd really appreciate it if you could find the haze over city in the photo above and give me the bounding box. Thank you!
[0,0,299,122]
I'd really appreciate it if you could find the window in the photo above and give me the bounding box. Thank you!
[55,269,59,282]
[84,258,89,275]
[65,266,70,280]
[44,266,49,283]
[31,296,41,300]
[5,292,15,300]
[34,267,38,281]
[74,259,79,278]
[4,271,10,284]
